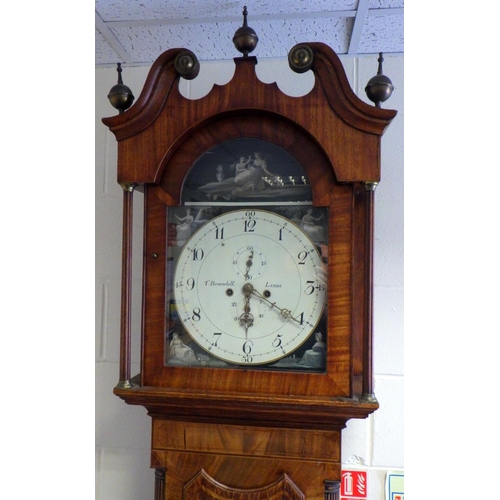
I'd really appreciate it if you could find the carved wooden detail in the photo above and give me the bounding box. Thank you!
[183,470,305,500]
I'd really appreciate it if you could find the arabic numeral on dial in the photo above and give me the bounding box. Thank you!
[272,333,283,348]
[242,340,253,353]
[299,313,313,327]
[244,219,256,232]
[305,280,325,295]
[278,223,287,241]
[210,332,222,349]
[297,251,308,265]
[176,277,195,290]
[215,226,224,239]
[192,307,201,322]
[192,248,204,261]
[242,340,254,362]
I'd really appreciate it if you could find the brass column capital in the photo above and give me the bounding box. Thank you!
[362,181,378,191]
[120,182,137,193]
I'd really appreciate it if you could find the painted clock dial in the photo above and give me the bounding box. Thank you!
[173,209,327,365]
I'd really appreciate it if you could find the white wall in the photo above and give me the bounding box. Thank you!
[95,53,404,499]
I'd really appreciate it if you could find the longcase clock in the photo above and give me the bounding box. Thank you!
[103,16,396,499]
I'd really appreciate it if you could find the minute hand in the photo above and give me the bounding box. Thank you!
[249,286,301,324]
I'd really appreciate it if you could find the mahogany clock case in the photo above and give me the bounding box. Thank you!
[103,45,396,425]
[102,42,396,499]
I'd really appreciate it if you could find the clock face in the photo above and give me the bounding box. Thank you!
[172,208,327,366]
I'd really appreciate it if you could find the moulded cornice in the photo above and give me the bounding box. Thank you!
[114,385,379,430]
[102,43,396,141]
[102,43,396,184]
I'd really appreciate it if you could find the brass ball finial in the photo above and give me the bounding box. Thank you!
[107,63,135,113]
[233,6,258,57]
[365,53,394,108]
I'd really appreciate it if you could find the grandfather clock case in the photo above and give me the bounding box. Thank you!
[103,20,396,500]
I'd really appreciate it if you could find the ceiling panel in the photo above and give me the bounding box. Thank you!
[96,0,359,20]
[95,0,403,66]
[358,12,404,53]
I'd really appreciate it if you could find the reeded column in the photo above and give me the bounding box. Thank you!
[154,468,166,500]
[360,181,378,403]
[116,183,136,389]
[324,480,340,500]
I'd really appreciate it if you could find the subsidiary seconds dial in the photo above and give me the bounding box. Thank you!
[173,209,327,365]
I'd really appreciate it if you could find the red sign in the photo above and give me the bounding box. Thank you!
[341,470,367,500]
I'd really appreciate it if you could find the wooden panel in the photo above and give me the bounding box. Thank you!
[160,451,340,500]
[141,185,168,385]
[327,184,354,397]
[152,420,340,463]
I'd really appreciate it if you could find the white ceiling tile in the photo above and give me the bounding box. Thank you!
[359,13,404,54]
[369,0,404,8]
[95,28,122,63]
[254,17,352,57]
[95,0,403,66]
[96,0,359,21]
[108,16,353,64]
